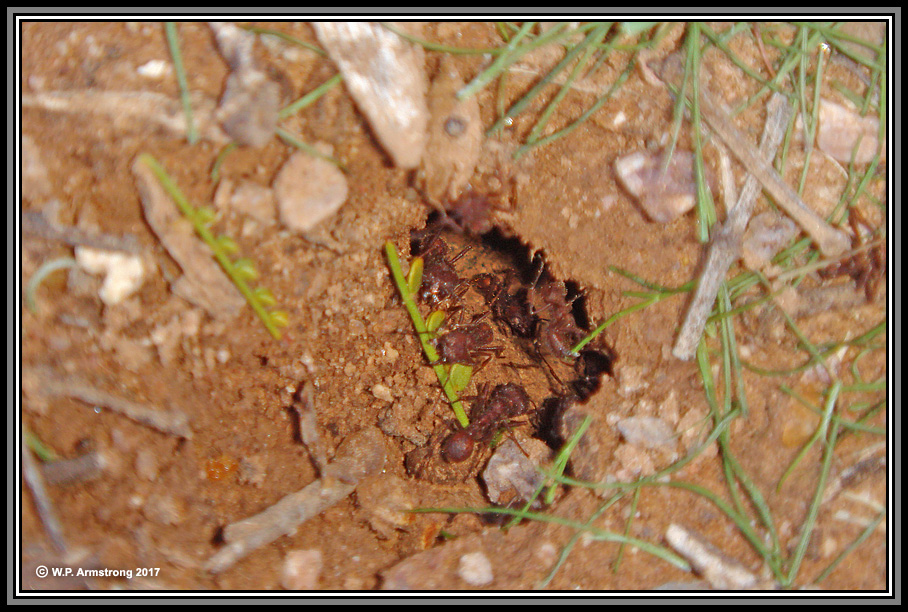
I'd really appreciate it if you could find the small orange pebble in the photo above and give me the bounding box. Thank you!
[419,521,443,550]
[205,454,239,482]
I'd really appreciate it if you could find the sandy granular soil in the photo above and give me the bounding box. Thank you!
[19,21,888,593]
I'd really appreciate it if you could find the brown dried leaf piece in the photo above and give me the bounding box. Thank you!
[420,58,482,202]
[313,22,428,169]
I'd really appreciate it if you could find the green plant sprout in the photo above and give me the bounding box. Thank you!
[384,241,471,427]
[164,22,198,145]
[138,154,288,340]
[25,257,77,313]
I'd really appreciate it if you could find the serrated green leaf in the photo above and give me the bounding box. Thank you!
[268,310,289,328]
[407,256,424,296]
[233,258,259,281]
[253,286,276,306]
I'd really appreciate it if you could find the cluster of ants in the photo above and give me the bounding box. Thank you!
[408,198,614,467]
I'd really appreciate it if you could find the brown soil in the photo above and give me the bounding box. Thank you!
[19,21,888,593]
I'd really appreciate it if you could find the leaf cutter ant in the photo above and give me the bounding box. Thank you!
[410,229,471,309]
[433,313,504,372]
[442,383,533,463]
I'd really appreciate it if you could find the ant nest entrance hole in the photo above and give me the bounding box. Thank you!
[401,206,616,486]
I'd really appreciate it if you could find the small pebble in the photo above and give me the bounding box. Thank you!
[136,59,169,78]
[742,211,799,271]
[370,383,394,402]
[816,99,882,164]
[280,549,323,591]
[615,149,706,223]
[616,416,677,450]
[457,552,494,586]
[223,180,277,225]
[22,135,53,202]
[481,437,549,507]
[274,148,348,233]
[141,493,184,525]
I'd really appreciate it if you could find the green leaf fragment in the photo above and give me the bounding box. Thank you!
[426,310,446,334]
[196,206,218,225]
[216,235,239,254]
[407,256,424,296]
[253,286,277,307]
[232,258,259,281]
[447,364,474,394]
[268,310,289,328]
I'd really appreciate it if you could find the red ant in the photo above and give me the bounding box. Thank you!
[526,262,587,360]
[471,272,538,338]
[442,191,499,236]
[442,383,533,463]
[818,208,885,302]
[410,228,471,309]
[432,313,504,371]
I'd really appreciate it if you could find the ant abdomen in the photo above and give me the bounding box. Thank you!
[442,430,474,463]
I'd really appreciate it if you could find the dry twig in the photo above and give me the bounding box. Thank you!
[673,93,791,360]
[38,367,193,438]
[205,427,386,573]
[41,451,109,487]
[22,446,68,553]
[657,54,851,257]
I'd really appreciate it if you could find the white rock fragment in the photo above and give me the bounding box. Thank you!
[313,22,428,169]
[74,246,145,306]
[615,150,706,223]
[136,59,170,78]
[274,148,349,233]
[816,99,883,164]
[665,524,762,590]
[280,549,323,591]
[457,552,494,586]
[616,416,677,450]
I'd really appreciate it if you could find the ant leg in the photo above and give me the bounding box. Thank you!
[449,245,473,264]
[472,346,504,375]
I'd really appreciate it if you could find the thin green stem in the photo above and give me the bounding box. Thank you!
[164,22,198,145]
[138,154,285,340]
[384,242,469,427]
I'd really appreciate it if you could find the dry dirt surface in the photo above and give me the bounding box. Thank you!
[18,21,889,595]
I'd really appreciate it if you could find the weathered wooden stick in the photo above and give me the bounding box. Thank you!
[658,54,851,258]
[673,93,791,360]
[205,427,386,573]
